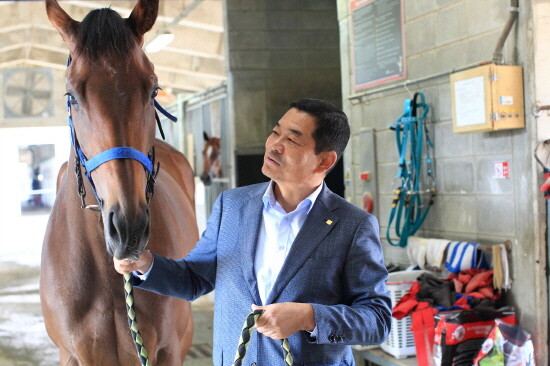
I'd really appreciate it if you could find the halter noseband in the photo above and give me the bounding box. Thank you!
[65,55,177,211]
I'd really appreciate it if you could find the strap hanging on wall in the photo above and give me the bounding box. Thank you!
[386,92,436,248]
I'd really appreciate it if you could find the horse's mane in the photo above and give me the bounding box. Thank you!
[77,8,135,61]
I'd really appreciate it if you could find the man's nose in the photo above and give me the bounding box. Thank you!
[270,141,283,154]
[269,136,284,153]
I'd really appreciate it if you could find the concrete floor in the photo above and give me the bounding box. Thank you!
[0,261,214,366]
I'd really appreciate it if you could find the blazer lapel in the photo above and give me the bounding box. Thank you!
[266,186,340,304]
[238,185,266,305]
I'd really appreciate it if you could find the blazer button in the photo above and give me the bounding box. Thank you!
[329,334,335,342]
[338,335,344,342]
[251,363,256,366]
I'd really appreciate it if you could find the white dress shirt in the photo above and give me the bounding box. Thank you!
[255,181,323,305]
[136,181,323,306]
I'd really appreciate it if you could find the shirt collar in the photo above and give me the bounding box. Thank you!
[262,180,323,214]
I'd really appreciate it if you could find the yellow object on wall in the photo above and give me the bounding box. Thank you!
[450,64,524,133]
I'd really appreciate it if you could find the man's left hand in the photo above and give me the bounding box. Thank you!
[252,302,315,340]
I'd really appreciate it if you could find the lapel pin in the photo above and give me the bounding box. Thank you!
[325,219,333,225]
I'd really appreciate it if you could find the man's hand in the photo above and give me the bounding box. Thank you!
[113,250,153,275]
[252,302,316,340]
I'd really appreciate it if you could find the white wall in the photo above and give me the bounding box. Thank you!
[0,126,70,266]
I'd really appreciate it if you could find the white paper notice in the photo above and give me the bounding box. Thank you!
[454,76,486,127]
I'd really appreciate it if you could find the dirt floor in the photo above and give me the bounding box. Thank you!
[0,261,214,366]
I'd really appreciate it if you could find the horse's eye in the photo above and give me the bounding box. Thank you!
[151,87,160,99]
[64,92,79,108]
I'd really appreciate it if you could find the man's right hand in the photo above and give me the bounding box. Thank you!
[113,250,153,275]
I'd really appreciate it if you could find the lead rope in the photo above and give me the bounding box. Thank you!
[233,310,293,366]
[123,273,152,366]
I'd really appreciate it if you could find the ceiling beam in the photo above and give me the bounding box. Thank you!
[0,44,225,79]
[146,0,201,50]
[160,46,224,61]
[0,43,67,55]
[0,23,55,35]
[0,24,224,61]
[0,58,224,90]
[155,65,226,81]
[0,59,66,71]
[0,59,209,93]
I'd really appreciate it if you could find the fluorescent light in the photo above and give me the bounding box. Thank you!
[145,33,175,53]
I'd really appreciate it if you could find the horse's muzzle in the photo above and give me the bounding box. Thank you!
[105,204,150,260]
[200,173,212,186]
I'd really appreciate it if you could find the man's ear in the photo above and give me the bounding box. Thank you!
[317,151,338,174]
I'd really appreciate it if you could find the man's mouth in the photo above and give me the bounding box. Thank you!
[265,153,281,166]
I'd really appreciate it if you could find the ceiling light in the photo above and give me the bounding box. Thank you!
[145,33,175,53]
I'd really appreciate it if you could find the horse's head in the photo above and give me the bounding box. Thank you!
[46,0,160,260]
[200,131,222,185]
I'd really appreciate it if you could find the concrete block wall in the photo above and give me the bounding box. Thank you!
[338,0,546,361]
[225,0,342,153]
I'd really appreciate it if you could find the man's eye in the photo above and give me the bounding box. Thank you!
[271,130,279,135]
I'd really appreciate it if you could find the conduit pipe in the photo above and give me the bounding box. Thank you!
[492,0,519,65]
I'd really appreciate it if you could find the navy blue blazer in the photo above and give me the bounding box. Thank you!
[137,182,391,365]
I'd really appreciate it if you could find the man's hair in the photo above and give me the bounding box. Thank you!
[289,98,350,161]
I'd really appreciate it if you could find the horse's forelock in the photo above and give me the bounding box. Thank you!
[76,8,136,61]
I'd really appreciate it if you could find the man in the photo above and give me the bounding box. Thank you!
[114,98,391,365]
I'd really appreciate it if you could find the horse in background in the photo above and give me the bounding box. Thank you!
[41,0,198,364]
[200,131,222,185]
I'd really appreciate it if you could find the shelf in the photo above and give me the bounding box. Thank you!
[357,347,418,366]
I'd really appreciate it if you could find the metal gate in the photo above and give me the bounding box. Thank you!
[182,83,232,230]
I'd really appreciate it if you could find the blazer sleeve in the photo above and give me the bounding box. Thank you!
[307,214,392,346]
[133,192,224,301]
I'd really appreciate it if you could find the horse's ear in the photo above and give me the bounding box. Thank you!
[45,0,79,53]
[203,131,210,141]
[126,0,159,42]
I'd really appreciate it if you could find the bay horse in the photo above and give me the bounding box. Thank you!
[200,131,222,185]
[40,0,198,364]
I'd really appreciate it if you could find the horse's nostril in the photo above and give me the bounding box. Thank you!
[108,210,118,239]
[106,204,150,257]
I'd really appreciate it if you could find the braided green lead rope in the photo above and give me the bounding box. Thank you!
[233,310,293,366]
[123,273,152,366]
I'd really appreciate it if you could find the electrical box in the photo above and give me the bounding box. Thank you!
[450,64,524,133]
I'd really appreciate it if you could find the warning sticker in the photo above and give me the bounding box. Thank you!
[494,161,510,179]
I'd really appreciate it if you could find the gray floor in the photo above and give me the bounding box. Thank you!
[0,261,214,366]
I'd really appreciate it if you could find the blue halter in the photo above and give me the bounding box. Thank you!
[65,55,177,210]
